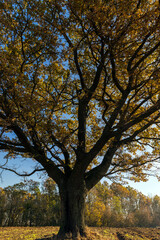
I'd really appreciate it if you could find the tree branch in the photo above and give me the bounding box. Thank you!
[127,32,152,72]
[74,48,86,90]
[110,51,124,93]
[0,139,23,147]
[106,157,159,176]
[47,131,70,166]
[0,142,28,153]
[86,144,118,190]
[0,167,45,177]
[131,41,160,72]
[120,98,160,133]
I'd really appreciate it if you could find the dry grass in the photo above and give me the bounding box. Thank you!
[0,227,58,240]
[0,226,159,240]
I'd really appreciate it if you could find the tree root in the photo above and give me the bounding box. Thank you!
[51,228,105,240]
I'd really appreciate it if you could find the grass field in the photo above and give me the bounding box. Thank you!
[0,226,160,240]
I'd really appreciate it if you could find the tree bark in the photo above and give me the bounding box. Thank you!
[57,179,88,239]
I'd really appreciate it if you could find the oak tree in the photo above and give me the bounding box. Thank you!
[0,0,160,238]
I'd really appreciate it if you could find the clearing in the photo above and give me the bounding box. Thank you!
[0,226,159,240]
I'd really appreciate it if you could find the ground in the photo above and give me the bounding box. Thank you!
[0,227,160,240]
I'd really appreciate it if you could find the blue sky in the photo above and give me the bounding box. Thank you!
[0,152,44,187]
[0,152,159,196]
[127,178,160,197]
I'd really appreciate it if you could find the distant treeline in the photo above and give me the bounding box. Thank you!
[0,179,160,227]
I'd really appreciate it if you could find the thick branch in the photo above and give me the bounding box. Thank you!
[10,124,35,153]
[89,62,104,96]
[77,44,106,153]
[32,155,65,186]
[77,100,87,153]
[74,48,86,91]
[108,90,131,129]
[89,42,106,95]
[87,125,113,162]
[86,145,118,190]
[85,92,128,162]
[110,51,124,93]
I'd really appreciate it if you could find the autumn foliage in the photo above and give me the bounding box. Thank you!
[1,0,160,238]
[0,179,160,229]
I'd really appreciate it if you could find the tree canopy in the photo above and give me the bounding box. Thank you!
[0,0,160,184]
[0,0,160,238]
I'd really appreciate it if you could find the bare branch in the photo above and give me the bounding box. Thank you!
[106,157,160,176]
[47,131,70,166]
[0,167,45,177]
[43,144,65,167]
[0,142,28,153]
[0,139,23,147]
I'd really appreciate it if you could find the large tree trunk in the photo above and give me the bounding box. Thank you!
[57,179,88,239]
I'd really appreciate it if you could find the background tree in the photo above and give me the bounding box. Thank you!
[151,195,160,227]
[85,183,106,227]
[1,180,160,228]
[0,0,160,238]
[42,178,60,226]
[3,183,27,226]
[0,187,6,226]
